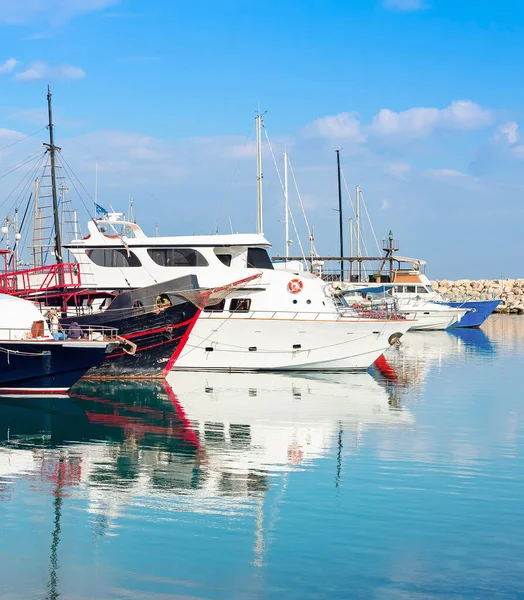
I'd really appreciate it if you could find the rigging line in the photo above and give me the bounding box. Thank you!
[359,190,382,256]
[340,169,371,258]
[8,151,46,213]
[288,206,308,269]
[262,128,308,267]
[6,153,47,255]
[0,151,46,213]
[67,136,167,209]
[0,126,46,154]
[0,149,45,182]
[56,156,162,284]
[287,158,313,241]
[340,168,355,214]
[56,153,96,220]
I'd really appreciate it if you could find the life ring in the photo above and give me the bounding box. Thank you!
[287,278,303,294]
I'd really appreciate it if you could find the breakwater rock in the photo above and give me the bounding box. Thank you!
[432,279,524,314]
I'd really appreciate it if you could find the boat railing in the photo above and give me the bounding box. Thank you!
[202,307,405,321]
[0,324,118,341]
[0,263,82,296]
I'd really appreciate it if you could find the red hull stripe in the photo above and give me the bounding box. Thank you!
[162,310,202,377]
[123,318,195,340]
[108,333,184,359]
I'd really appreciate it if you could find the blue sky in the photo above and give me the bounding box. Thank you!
[0,0,523,278]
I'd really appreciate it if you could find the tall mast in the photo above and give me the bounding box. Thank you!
[356,185,361,281]
[284,151,289,259]
[45,85,63,266]
[256,112,264,235]
[336,150,344,280]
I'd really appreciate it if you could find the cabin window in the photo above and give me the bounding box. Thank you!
[417,286,428,294]
[215,253,232,267]
[247,248,274,270]
[406,286,416,293]
[86,249,142,268]
[147,248,209,267]
[395,285,405,293]
[427,285,435,293]
[230,298,251,312]
[204,299,226,312]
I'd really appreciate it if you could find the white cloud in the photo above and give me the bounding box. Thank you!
[0,128,25,144]
[370,101,492,138]
[302,112,365,143]
[428,169,468,179]
[385,162,411,180]
[0,58,18,74]
[305,101,492,146]
[14,61,85,81]
[0,0,119,25]
[493,121,519,145]
[380,199,390,210]
[382,0,427,11]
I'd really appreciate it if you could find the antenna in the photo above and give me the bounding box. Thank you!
[256,112,264,234]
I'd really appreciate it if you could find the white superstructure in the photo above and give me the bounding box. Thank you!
[50,214,412,371]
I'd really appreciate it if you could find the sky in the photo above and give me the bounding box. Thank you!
[0,0,524,278]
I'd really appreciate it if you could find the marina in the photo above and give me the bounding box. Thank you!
[0,8,522,594]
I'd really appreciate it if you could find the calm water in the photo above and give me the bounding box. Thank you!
[0,316,523,599]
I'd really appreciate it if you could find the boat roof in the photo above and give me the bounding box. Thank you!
[66,232,272,249]
[391,255,427,265]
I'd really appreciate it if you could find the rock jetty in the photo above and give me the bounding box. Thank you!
[432,279,524,314]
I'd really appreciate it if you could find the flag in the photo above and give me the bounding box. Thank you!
[95,203,108,216]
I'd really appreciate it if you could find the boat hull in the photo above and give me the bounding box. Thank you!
[444,300,501,328]
[0,340,109,394]
[67,301,199,379]
[172,316,412,372]
[400,308,465,331]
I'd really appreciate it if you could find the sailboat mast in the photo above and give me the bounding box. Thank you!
[256,112,264,235]
[284,151,289,259]
[46,85,63,265]
[356,185,362,281]
[336,150,344,280]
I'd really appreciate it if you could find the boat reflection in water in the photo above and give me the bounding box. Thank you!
[377,326,496,396]
[0,373,415,595]
[0,372,414,508]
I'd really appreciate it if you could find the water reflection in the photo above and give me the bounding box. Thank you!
[0,374,414,504]
[0,317,523,599]
[380,326,497,395]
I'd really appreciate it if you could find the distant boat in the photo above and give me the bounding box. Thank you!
[0,294,117,394]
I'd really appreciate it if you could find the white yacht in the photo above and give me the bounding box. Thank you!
[39,213,412,371]
[341,259,466,331]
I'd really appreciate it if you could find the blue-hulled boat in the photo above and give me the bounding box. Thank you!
[443,299,501,328]
[0,294,118,394]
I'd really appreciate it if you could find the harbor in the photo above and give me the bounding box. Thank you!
[0,1,523,595]
[0,90,519,599]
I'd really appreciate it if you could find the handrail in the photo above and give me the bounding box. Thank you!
[0,263,82,296]
[0,324,118,341]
